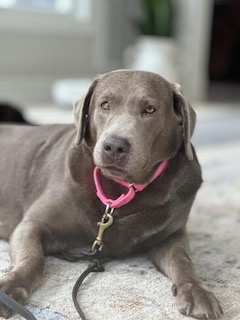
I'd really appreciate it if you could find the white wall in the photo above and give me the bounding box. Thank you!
[0,9,94,104]
[173,0,214,102]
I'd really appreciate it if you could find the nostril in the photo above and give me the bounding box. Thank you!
[104,144,112,152]
[118,147,124,154]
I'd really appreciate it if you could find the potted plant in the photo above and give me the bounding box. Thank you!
[125,0,179,82]
[138,0,173,37]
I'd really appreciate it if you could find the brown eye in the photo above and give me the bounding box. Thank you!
[144,106,156,115]
[100,102,109,110]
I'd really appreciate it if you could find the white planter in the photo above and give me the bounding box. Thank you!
[124,36,179,82]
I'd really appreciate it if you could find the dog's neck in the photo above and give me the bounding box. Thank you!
[93,160,169,209]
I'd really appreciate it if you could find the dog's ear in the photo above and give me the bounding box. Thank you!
[73,76,101,146]
[173,83,196,160]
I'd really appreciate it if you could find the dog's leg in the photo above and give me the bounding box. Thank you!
[0,220,44,318]
[149,228,223,319]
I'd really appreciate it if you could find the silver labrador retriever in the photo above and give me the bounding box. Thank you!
[0,70,222,319]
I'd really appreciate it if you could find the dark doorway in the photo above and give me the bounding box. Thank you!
[208,0,240,102]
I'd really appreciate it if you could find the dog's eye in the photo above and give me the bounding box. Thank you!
[100,102,109,110]
[144,106,156,115]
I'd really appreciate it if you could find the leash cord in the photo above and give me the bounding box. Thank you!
[72,259,105,320]
[0,290,37,320]
[0,258,104,320]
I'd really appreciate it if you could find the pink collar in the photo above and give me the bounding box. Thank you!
[93,160,169,209]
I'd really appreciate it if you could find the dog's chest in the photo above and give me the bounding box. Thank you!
[55,204,173,261]
[101,209,172,257]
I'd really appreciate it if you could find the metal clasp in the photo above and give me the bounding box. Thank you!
[92,206,114,253]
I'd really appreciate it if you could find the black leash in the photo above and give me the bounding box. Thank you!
[71,208,114,319]
[0,290,37,320]
[72,258,105,320]
[0,258,105,320]
[0,257,105,320]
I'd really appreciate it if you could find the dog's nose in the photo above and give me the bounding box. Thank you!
[103,137,130,160]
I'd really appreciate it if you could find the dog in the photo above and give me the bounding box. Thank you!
[0,70,223,319]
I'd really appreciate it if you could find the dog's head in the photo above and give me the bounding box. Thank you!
[74,70,196,184]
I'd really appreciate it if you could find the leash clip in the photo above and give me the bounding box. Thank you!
[92,206,114,253]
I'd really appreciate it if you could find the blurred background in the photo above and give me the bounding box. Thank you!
[0,2,239,318]
[0,0,239,129]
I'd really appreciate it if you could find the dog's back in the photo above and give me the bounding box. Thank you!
[0,124,76,239]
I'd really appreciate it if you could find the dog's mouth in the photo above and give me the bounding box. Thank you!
[99,165,127,180]
[97,160,168,194]
[98,162,159,184]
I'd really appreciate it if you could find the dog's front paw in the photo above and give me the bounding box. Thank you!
[172,282,223,319]
[0,272,29,318]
